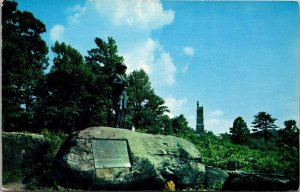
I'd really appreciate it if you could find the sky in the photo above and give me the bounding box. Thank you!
[16,0,299,134]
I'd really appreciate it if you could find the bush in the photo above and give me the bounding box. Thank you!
[2,169,23,184]
[40,129,68,160]
[23,129,68,190]
[179,131,299,176]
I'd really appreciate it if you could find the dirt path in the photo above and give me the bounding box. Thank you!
[2,180,26,191]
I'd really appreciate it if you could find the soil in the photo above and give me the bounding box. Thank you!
[2,180,26,191]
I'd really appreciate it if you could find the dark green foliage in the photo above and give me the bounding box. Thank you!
[39,42,95,132]
[2,130,67,188]
[127,69,169,133]
[229,117,250,144]
[126,70,194,135]
[251,112,278,143]
[36,38,126,133]
[2,0,49,131]
[180,130,298,176]
[24,129,67,190]
[160,115,173,135]
[85,37,124,127]
[3,169,23,184]
[40,129,68,160]
[278,120,299,147]
[171,114,194,135]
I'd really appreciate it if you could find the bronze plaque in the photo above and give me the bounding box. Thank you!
[91,139,131,168]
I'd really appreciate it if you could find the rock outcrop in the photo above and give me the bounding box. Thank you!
[223,171,299,191]
[2,132,48,172]
[204,165,228,189]
[54,127,206,190]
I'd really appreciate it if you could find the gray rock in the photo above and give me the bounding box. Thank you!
[223,171,299,191]
[204,165,228,190]
[2,132,47,172]
[54,127,205,190]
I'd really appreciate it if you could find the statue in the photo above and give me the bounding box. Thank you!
[112,62,128,128]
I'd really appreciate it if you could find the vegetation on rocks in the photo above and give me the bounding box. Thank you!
[179,127,299,176]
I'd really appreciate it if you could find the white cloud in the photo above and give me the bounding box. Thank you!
[204,109,232,134]
[50,1,177,88]
[154,51,176,86]
[164,97,187,118]
[68,4,87,24]
[122,38,176,87]
[50,25,65,42]
[209,109,224,117]
[89,0,174,31]
[183,46,194,56]
[205,118,232,135]
[122,38,158,73]
[182,63,189,74]
[57,0,177,87]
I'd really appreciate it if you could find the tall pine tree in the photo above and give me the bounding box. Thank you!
[2,0,48,131]
[85,37,124,126]
[171,114,193,135]
[127,69,169,133]
[278,120,299,147]
[252,112,278,143]
[41,42,94,132]
[229,117,250,144]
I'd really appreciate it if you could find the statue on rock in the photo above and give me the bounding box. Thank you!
[112,62,128,128]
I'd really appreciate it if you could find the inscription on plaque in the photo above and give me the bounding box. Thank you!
[91,139,131,169]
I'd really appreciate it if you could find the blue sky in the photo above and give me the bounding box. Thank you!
[17,0,299,134]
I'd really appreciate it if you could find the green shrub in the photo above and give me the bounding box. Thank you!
[2,169,23,184]
[179,131,299,176]
[23,129,68,190]
[40,129,68,160]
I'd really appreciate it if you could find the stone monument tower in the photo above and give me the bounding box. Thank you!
[196,101,204,133]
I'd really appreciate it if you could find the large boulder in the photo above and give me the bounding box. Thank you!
[2,132,48,172]
[54,127,205,190]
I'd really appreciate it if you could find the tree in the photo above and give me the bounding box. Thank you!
[160,115,173,135]
[2,0,49,131]
[283,120,298,132]
[251,112,278,142]
[171,114,193,135]
[127,69,169,133]
[278,120,299,147]
[40,42,95,132]
[85,37,124,126]
[229,117,250,144]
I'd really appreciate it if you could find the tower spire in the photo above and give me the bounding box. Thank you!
[196,101,204,133]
